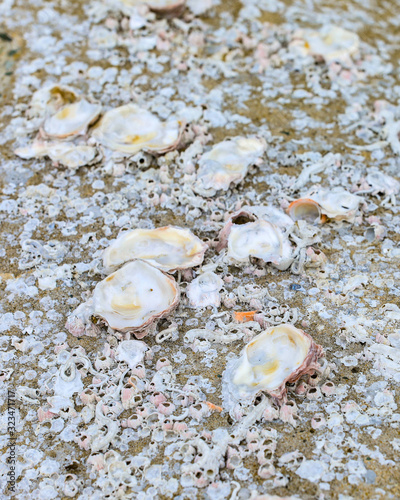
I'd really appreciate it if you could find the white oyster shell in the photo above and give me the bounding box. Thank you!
[28,84,79,119]
[15,141,98,169]
[42,100,102,139]
[92,260,180,336]
[194,137,265,194]
[186,272,224,308]
[92,104,182,155]
[116,340,148,369]
[222,324,323,408]
[291,25,360,63]
[103,226,207,273]
[288,187,362,222]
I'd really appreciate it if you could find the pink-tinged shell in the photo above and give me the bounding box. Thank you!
[92,260,180,339]
[286,198,325,223]
[267,327,324,402]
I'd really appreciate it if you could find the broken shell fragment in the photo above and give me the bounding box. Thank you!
[103,226,207,273]
[287,188,362,223]
[92,260,180,336]
[194,137,265,194]
[186,272,224,308]
[42,99,102,140]
[290,25,360,63]
[91,104,183,155]
[222,324,323,408]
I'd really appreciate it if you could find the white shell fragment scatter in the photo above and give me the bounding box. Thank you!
[92,260,180,335]
[194,137,265,194]
[103,226,207,272]
[92,104,182,154]
[223,324,323,407]
[4,0,400,497]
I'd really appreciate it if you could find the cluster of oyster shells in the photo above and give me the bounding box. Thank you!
[15,85,184,169]
[67,226,207,338]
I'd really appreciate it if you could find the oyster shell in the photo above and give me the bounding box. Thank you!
[92,260,180,336]
[287,188,362,223]
[186,271,224,308]
[194,137,265,195]
[217,208,293,270]
[290,25,360,63]
[222,324,323,407]
[42,99,102,140]
[28,84,79,119]
[103,226,207,273]
[91,104,182,155]
[15,140,98,169]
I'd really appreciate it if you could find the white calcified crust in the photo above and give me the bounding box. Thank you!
[103,226,207,272]
[217,208,293,270]
[92,260,180,336]
[186,271,224,307]
[91,104,183,155]
[42,100,102,140]
[288,188,362,222]
[290,25,360,63]
[223,324,324,406]
[195,137,265,193]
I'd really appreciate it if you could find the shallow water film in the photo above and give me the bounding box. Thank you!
[1,0,400,498]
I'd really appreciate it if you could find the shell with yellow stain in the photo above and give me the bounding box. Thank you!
[92,260,180,337]
[222,324,323,407]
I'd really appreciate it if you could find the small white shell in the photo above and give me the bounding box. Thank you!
[290,25,360,63]
[92,260,180,336]
[222,324,323,408]
[186,272,224,308]
[194,137,265,194]
[92,104,182,155]
[42,100,102,139]
[103,226,207,273]
[115,340,148,369]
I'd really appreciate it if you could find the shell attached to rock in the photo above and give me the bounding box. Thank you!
[222,324,323,407]
[194,137,265,194]
[186,271,224,308]
[103,226,207,273]
[92,260,180,337]
[217,208,293,270]
[92,104,183,155]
